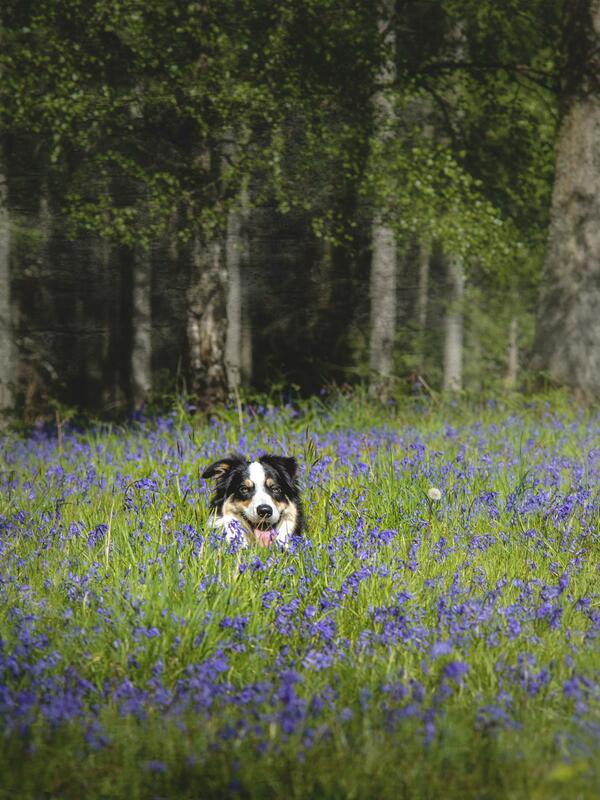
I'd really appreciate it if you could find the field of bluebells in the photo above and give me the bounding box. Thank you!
[1,394,599,799]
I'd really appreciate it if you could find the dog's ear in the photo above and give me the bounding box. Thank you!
[260,455,298,482]
[202,454,244,481]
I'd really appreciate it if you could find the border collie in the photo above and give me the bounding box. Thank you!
[202,454,303,547]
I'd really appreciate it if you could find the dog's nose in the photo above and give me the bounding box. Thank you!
[257,504,273,518]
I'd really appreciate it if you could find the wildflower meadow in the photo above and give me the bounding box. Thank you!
[1,394,599,799]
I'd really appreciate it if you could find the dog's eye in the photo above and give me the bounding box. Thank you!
[239,485,251,497]
[271,486,282,499]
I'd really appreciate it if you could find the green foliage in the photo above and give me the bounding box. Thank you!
[1,0,293,242]
[365,127,524,269]
[0,0,560,257]
[0,0,566,399]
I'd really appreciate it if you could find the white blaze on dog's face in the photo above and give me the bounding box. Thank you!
[220,460,288,531]
[245,461,280,527]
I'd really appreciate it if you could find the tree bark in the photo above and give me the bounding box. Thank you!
[368,0,397,400]
[240,265,253,386]
[0,152,13,413]
[532,0,600,398]
[240,304,253,386]
[440,22,468,395]
[443,254,464,393]
[225,209,242,393]
[468,314,483,395]
[224,185,249,393]
[416,237,431,373]
[505,315,519,390]
[369,220,397,396]
[131,244,152,407]
[187,233,228,408]
[92,235,117,408]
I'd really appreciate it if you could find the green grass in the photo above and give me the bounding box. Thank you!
[0,392,599,799]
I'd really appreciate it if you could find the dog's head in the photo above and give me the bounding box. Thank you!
[202,453,299,534]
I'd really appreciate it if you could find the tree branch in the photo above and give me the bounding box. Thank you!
[386,60,557,93]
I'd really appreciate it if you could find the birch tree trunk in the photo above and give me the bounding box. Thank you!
[0,153,13,413]
[416,238,431,373]
[187,233,228,408]
[369,222,397,397]
[441,23,468,394]
[240,273,253,385]
[368,0,397,400]
[442,254,464,393]
[225,209,242,393]
[468,317,483,395]
[532,0,600,398]
[225,186,249,393]
[505,315,519,390]
[131,244,152,406]
[94,235,117,408]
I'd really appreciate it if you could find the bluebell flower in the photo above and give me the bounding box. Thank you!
[442,661,469,684]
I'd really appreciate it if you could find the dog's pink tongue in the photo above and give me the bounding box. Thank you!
[255,528,276,547]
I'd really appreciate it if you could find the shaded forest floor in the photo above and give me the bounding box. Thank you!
[0,392,599,799]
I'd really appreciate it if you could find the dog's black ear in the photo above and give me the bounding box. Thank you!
[202,454,245,480]
[260,455,298,482]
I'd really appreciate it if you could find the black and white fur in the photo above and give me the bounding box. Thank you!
[202,454,303,547]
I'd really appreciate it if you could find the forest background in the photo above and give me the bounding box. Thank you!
[1,0,599,418]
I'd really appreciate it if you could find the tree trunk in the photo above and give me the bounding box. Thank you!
[91,236,118,409]
[240,267,253,386]
[239,207,252,387]
[505,315,519,390]
[443,254,464,393]
[416,237,431,373]
[187,233,228,408]
[225,209,242,393]
[131,244,152,407]
[225,186,249,393]
[468,315,483,395]
[0,153,13,413]
[368,0,397,400]
[532,0,600,398]
[438,23,469,395]
[369,220,397,397]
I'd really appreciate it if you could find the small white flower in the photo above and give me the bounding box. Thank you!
[427,487,442,501]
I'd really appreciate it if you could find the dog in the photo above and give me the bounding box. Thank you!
[202,453,303,547]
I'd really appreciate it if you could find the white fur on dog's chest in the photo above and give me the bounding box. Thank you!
[247,461,271,512]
